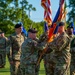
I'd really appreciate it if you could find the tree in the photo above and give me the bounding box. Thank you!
[67,0,75,23]
[20,0,36,24]
[0,0,44,37]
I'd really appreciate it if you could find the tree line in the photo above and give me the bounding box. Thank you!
[0,0,75,36]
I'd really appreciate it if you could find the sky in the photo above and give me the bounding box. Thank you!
[27,0,69,22]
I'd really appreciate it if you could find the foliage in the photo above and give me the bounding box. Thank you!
[0,0,44,37]
[0,58,45,75]
[67,0,75,23]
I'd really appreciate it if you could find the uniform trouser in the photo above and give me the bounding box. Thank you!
[43,53,54,75]
[44,60,70,75]
[54,64,70,75]
[44,60,55,75]
[20,64,39,75]
[10,60,21,75]
[0,52,6,67]
[70,63,75,75]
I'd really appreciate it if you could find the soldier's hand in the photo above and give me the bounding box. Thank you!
[38,32,48,43]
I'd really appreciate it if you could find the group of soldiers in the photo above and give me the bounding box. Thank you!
[0,21,75,75]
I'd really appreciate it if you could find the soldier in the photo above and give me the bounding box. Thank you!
[44,22,71,75]
[66,25,74,39]
[70,37,75,75]
[20,28,40,75]
[39,30,51,75]
[0,30,9,68]
[66,25,75,75]
[7,23,27,75]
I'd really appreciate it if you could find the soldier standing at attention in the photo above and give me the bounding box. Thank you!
[68,25,75,75]
[20,28,39,75]
[66,25,74,39]
[66,25,75,75]
[70,36,75,75]
[0,30,9,68]
[7,23,26,75]
[45,22,71,75]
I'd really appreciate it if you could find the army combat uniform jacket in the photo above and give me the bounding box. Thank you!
[47,32,71,75]
[0,37,9,67]
[7,32,26,75]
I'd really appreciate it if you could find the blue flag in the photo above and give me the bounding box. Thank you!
[53,25,59,34]
[22,27,28,37]
[69,22,75,35]
[70,22,74,27]
[18,22,28,37]
[53,7,60,23]
[44,22,49,32]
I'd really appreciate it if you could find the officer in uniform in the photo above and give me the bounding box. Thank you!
[43,22,71,75]
[20,28,40,75]
[70,36,75,75]
[7,23,27,75]
[0,30,9,68]
[66,25,74,39]
[66,24,75,75]
[69,25,75,75]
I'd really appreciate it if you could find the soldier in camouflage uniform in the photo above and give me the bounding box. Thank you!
[7,24,26,75]
[66,25,74,39]
[0,30,9,68]
[43,22,71,75]
[39,30,53,75]
[66,25,75,75]
[68,26,75,75]
[70,37,75,75]
[20,28,40,75]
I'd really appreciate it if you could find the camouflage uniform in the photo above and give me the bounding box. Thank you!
[0,37,9,68]
[43,53,52,75]
[41,33,57,75]
[70,37,75,75]
[20,38,39,75]
[66,25,75,75]
[47,32,71,75]
[7,33,26,75]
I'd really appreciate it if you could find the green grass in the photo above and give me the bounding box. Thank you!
[0,58,45,75]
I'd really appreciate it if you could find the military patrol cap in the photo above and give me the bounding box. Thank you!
[15,23,22,28]
[58,22,65,26]
[28,28,38,33]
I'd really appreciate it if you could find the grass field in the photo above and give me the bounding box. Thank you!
[0,58,45,75]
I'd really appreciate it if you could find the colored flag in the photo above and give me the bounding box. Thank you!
[37,0,65,66]
[22,27,28,37]
[70,22,74,27]
[44,22,49,32]
[48,0,65,42]
[57,0,65,21]
[73,27,75,35]
[70,22,75,35]
[18,22,28,37]
[41,0,52,26]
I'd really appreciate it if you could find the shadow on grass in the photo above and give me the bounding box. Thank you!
[39,69,45,74]
[0,68,10,72]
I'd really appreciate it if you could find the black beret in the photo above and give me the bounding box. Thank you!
[58,22,65,26]
[15,24,22,28]
[28,28,38,33]
[67,25,73,28]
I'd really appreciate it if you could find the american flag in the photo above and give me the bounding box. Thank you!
[57,0,65,21]
[41,0,52,26]
[37,0,65,66]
